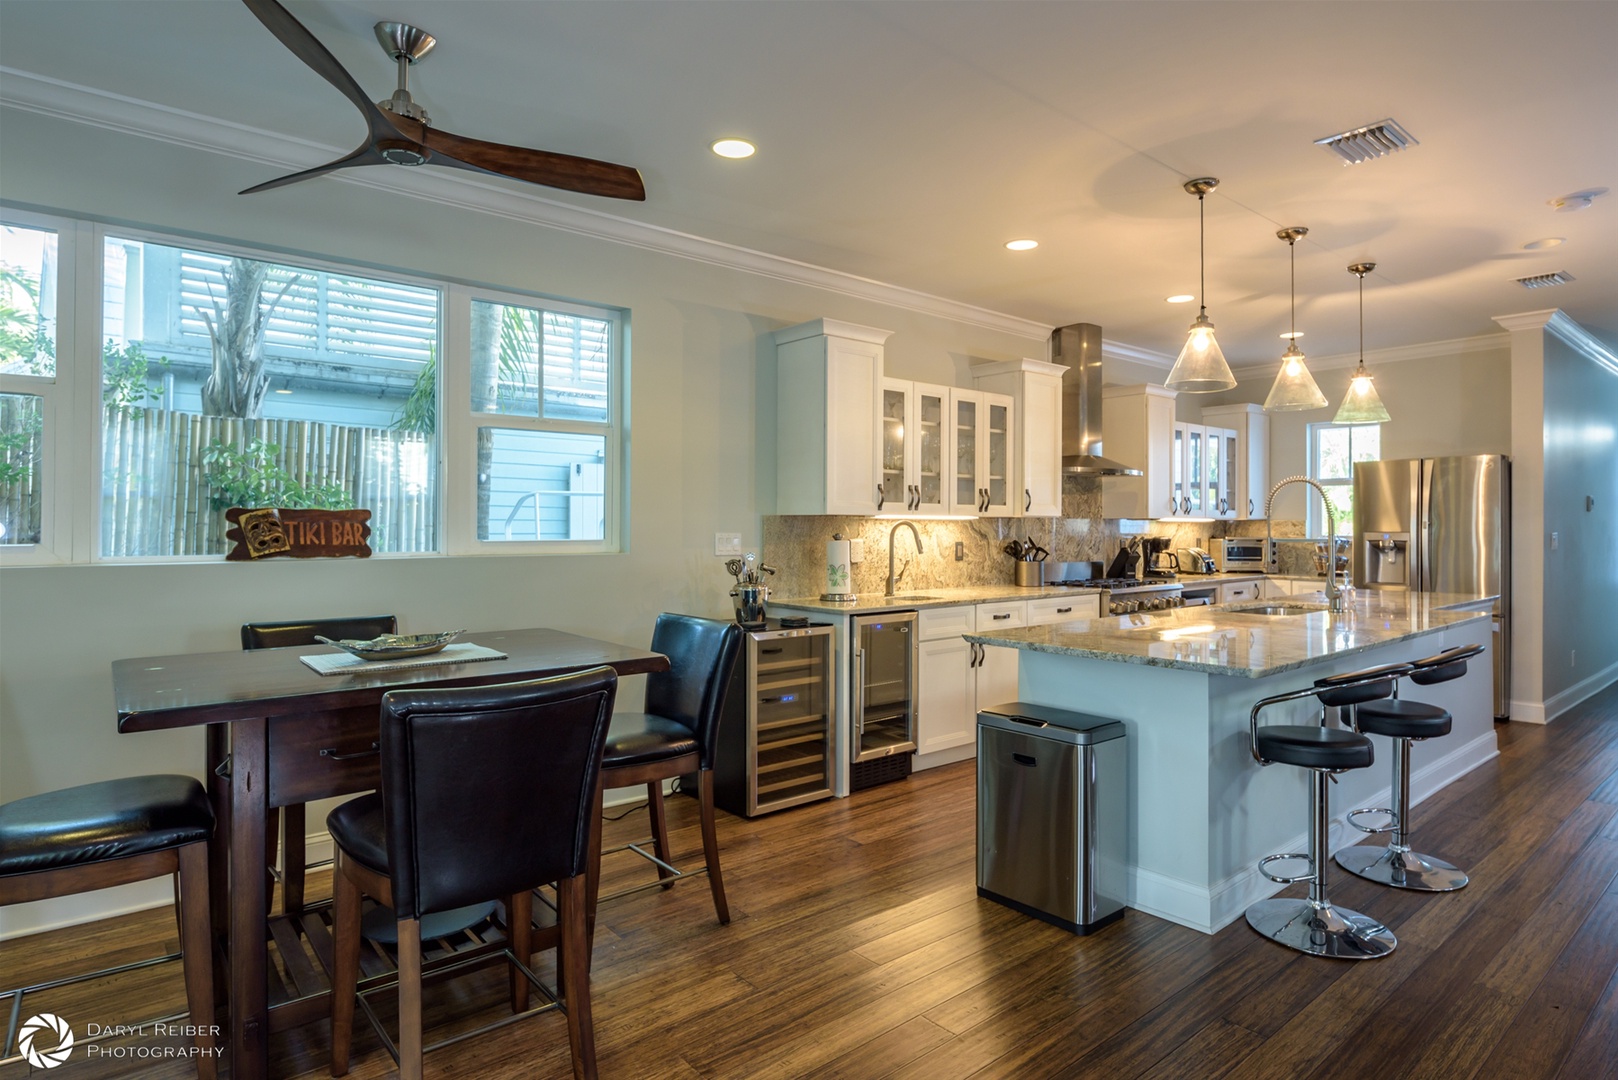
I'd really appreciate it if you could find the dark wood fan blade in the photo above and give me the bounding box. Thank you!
[391,117,645,201]
[239,143,389,195]
[240,0,403,145]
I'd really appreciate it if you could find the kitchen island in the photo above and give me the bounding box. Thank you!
[966,589,1496,933]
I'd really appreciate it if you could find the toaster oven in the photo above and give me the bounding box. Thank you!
[1215,538,1266,572]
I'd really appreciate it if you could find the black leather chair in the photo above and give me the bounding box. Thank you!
[588,614,742,932]
[240,615,397,915]
[1336,644,1486,892]
[327,667,617,1080]
[0,776,218,1078]
[1244,665,1410,960]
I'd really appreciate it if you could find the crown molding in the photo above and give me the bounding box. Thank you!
[1101,338,1176,369]
[0,67,1052,342]
[1493,308,1618,376]
[1229,330,1509,377]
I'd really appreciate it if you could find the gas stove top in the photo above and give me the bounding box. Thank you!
[1042,563,1186,613]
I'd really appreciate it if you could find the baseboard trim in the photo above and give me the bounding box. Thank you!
[1515,662,1618,726]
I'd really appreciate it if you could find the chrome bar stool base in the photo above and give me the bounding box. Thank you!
[1335,844,1468,892]
[1246,896,1398,960]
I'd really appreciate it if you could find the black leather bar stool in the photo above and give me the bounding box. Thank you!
[0,776,218,1078]
[241,615,397,915]
[1336,644,1485,892]
[1245,664,1410,960]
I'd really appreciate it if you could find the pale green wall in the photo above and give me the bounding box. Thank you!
[0,109,1046,933]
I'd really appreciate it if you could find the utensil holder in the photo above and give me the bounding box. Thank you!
[1015,562,1043,588]
[731,584,769,625]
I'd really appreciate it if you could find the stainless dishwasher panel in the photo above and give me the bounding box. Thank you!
[977,703,1126,934]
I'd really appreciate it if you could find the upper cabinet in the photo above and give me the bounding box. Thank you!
[973,359,1063,517]
[1201,403,1269,519]
[948,389,1016,516]
[775,319,892,516]
[1173,421,1237,519]
[1101,384,1178,519]
[881,379,950,515]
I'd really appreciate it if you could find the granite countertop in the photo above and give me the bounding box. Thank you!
[770,582,1103,614]
[964,589,1496,678]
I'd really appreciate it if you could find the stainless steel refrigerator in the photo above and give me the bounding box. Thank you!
[1353,454,1511,719]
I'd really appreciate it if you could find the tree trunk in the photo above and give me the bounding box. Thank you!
[470,301,501,539]
[200,259,273,419]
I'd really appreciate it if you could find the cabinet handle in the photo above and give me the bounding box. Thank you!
[992,613,1011,620]
[1249,498,1255,516]
[1056,606,1072,614]
[876,483,885,511]
[912,484,920,511]
[761,647,783,655]
[1219,498,1229,513]
[320,742,379,761]
[1025,489,1032,512]
[980,488,990,512]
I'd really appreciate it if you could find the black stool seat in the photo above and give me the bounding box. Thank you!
[1355,697,1453,739]
[1254,725,1373,771]
[0,775,214,875]
[326,794,388,875]
[602,713,699,768]
[1313,663,1408,707]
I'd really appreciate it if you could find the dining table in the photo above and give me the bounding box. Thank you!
[113,626,669,1080]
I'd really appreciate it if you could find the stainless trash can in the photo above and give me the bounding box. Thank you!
[976,701,1126,934]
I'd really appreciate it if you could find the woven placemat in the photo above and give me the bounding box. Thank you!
[299,642,509,677]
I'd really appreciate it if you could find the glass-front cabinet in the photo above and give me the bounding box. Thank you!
[880,378,948,514]
[1170,421,1237,519]
[948,388,1014,516]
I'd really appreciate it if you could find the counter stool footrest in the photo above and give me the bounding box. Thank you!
[1258,852,1315,885]
[1346,806,1399,834]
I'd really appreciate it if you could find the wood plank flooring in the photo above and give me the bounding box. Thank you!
[4,682,1617,1079]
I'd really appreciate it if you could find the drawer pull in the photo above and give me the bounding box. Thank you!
[1056,606,1072,614]
[760,647,783,655]
[319,742,379,761]
[992,613,1011,620]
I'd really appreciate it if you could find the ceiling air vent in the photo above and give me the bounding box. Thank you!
[1314,119,1419,165]
[1515,271,1576,289]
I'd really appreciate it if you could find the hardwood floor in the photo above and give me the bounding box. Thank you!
[5,682,1617,1079]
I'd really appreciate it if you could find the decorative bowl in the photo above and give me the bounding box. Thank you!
[315,630,464,662]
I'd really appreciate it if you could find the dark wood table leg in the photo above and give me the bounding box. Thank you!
[205,723,232,1007]
[229,718,270,1080]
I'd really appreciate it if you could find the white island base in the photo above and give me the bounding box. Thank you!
[988,601,1496,934]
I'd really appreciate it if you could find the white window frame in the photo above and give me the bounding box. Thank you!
[0,206,630,564]
[1306,421,1380,537]
[442,285,625,556]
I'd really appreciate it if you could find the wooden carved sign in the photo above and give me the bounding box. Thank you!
[225,507,373,561]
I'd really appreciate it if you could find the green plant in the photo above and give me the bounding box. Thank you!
[201,437,354,511]
[391,343,437,435]
[0,405,43,485]
[0,263,53,376]
[102,340,171,414]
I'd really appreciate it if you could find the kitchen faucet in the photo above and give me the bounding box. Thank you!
[886,521,923,596]
[1265,476,1348,613]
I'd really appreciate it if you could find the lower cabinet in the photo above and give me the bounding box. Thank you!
[915,601,1025,757]
[1220,580,1260,604]
[1027,594,1102,624]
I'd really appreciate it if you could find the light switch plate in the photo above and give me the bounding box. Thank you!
[715,533,742,557]
[848,538,865,562]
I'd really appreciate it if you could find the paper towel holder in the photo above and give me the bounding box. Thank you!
[821,532,858,602]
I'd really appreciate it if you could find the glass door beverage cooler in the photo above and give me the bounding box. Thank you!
[712,622,835,817]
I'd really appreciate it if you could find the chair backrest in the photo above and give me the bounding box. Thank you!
[1409,644,1485,687]
[241,615,398,651]
[644,614,744,768]
[1313,663,1410,708]
[377,667,617,920]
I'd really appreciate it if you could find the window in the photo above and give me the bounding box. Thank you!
[0,208,627,564]
[1308,421,1380,536]
[466,296,618,548]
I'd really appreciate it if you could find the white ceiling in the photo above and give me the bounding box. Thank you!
[4,0,1616,364]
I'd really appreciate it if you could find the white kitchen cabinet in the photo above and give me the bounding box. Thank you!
[1174,422,1238,520]
[973,358,1064,517]
[1260,577,1290,599]
[1201,403,1270,519]
[1027,594,1102,623]
[1101,384,1179,519]
[1220,580,1260,604]
[880,379,950,514]
[774,319,892,516]
[946,389,1016,516]
[915,600,1025,756]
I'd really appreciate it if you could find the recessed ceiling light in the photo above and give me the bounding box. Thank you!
[1005,239,1039,251]
[1165,294,1195,304]
[1522,237,1565,250]
[711,139,755,159]
[1279,331,1305,340]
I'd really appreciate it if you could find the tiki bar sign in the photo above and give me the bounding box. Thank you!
[225,507,373,561]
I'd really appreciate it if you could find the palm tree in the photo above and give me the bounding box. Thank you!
[197,258,296,418]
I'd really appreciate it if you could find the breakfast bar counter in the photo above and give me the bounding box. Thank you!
[965,589,1496,933]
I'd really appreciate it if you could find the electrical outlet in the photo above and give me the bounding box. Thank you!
[849,538,865,563]
[715,533,742,557]
[1550,531,1559,550]
[955,541,965,561]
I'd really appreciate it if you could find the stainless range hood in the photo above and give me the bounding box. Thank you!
[1052,322,1141,476]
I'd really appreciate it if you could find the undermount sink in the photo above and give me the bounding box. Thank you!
[1228,602,1327,617]
[882,594,939,602]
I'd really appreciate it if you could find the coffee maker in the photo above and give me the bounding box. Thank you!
[1143,536,1178,578]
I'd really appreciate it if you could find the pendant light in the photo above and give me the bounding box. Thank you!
[1264,227,1328,411]
[1333,262,1391,424]
[1164,178,1236,393]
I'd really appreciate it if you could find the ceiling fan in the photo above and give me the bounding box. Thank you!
[237,0,645,200]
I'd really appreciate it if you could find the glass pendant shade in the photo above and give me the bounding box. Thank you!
[1264,343,1328,410]
[1165,178,1236,393]
[1334,362,1390,423]
[1166,313,1236,392]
